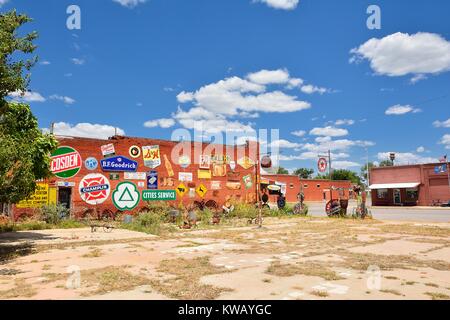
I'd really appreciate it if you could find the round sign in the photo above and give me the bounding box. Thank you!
[79,174,110,205]
[261,155,272,168]
[85,157,98,171]
[129,145,141,158]
[50,146,82,179]
[112,182,140,211]
[267,184,281,191]
[178,155,191,168]
[318,157,328,173]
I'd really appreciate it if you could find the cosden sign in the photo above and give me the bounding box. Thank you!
[50,146,82,179]
[101,156,138,172]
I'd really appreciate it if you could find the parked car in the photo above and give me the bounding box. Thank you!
[441,200,450,208]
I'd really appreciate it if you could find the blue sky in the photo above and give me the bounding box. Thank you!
[2,0,450,173]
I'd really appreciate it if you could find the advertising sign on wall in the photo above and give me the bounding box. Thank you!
[79,174,111,205]
[101,143,115,157]
[101,156,138,172]
[112,182,140,211]
[147,171,158,189]
[142,190,176,201]
[16,183,50,208]
[142,145,161,168]
[124,172,147,180]
[85,157,98,171]
[179,172,193,182]
[50,146,82,179]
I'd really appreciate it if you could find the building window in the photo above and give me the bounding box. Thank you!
[406,188,418,199]
[317,184,320,188]
[289,183,294,189]
[377,189,388,199]
[303,184,308,188]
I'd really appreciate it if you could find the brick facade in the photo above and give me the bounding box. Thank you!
[370,163,450,206]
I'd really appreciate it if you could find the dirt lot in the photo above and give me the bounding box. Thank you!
[1,216,449,300]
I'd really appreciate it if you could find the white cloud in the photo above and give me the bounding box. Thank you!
[269,139,301,149]
[144,118,176,129]
[332,161,360,169]
[9,91,46,103]
[71,58,85,65]
[385,104,421,115]
[377,152,437,165]
[246,69,290,85]
[350,32,450,78]
[39,60,51,65]
[310,126,348,137]
[433,118,450,128]
[410,74,427,84]
[302,137,374,154]
[291,130,306,137]
[440,134,450,149]
[416,146,425,153]
[254,0,299,10]
[334,119,355,126]
[113,0,148,8]
[48,122,125,139]
[177,72,311,115]
[300,84,328,95]
[0,0,9,7]
[49,94,76,105]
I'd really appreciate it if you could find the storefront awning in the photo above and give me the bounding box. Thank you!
[369,182,420,189]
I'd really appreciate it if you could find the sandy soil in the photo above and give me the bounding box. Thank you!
[0,217,449,300]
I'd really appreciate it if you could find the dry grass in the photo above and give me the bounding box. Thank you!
[378,224,450,238]
[380,289,402,296]
[310,290,329,297]
[81,248,103,258]
[266,261,344,281]
[0,278,36,299]
[425,292,449,300]
[149,256,232,300]
[425,282,439,288]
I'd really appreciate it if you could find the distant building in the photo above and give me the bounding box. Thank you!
[369,163,450,206]
[261,174,353,203]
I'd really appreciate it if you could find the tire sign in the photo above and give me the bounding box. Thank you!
[318,157,328,173]
[79,174,110,205]
[50,146,82,179]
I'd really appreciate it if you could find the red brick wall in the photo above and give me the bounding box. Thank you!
[261,174,353,203]
[370,163,450,206]
[14,136,260,218]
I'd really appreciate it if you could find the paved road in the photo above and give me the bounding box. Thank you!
[304,201,450,223]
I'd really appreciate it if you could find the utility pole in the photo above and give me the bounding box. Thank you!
[366,148,370,188]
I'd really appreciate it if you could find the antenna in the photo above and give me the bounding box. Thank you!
[50,122,55,135]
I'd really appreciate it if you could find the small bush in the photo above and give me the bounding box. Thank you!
[197,208,213,223]
[122,211,164,235]
[40,204,70,224]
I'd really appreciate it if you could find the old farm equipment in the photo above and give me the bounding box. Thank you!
[325,186,349,217]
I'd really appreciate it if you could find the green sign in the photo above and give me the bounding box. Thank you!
[50,146,82,179]
[142,190,176,201]
[112,182,140,211]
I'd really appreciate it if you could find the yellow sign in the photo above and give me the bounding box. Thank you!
[237,156,255,170]
[196,184,208,198]
[197,169,211,179]
[176,183,187,197]
[16,183,52,208]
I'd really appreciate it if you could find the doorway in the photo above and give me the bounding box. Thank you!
[58,187,72,209]
[393,189,401,205]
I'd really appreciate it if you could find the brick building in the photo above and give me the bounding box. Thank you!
[369,163,450,206]
[261,174,353,203]
[14,135,260,219]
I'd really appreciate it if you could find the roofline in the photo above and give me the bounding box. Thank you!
[371,162,446,170]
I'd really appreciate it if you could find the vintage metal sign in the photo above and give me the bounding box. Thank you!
[112,182,140,211]
[85,157,98,171]
[142,190,176,201]
[147,171,158,189]
[198,169,211,179]
[243,174,253,189]
[237,156,255,170]
[211,181,221,190]
[178,155,191,168]
[318,157,328,173]
[101,143,115,157]
[199,155,211,169]
[16,183,51,208]
[79,174,110,205]
[142,145,161,168]
[176,183,187,197]
[124,172,147,180]
[129,145,141,159]
[50,146,82,179]
[179,172,193,182]
[196,184,208,198]
[101,156,138,172]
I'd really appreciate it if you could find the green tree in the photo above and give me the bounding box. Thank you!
[277,167,289,174]
[0,10,57,211]
[360,162,376,182]
[294,168,314,179]
[379,160,393,167]
[316,169,362,185]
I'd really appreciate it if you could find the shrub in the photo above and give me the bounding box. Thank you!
[197,208,213,223]
[39,204,70,224]
[123,211,164,235]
